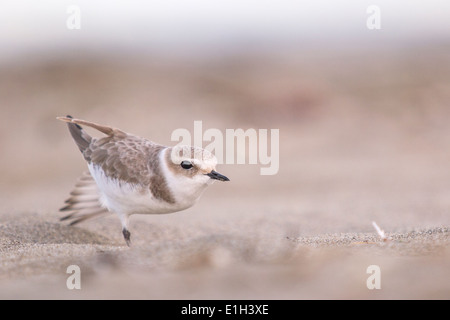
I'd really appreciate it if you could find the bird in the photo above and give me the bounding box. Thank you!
[57,115,229,246]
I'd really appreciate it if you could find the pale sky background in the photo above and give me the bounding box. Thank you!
[0,0,449,62]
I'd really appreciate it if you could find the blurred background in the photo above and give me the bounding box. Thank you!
[0,0,450,299]
[2,0,450,225]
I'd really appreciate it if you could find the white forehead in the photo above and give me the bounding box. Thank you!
[170,145,217,170]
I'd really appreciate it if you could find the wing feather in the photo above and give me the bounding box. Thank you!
[60,171,110,224]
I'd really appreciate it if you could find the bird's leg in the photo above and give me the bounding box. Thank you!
[122,228,131,247]
[119,214,131,246]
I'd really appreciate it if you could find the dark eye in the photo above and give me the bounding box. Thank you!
[180,161,193,169]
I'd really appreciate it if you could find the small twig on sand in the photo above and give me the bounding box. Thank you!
[372,221,389,242]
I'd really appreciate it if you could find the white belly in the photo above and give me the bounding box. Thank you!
[88,164,192,215]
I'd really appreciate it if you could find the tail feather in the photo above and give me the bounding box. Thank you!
[61,207,109,225]
[57,115,123,136]
[59,115,92,153]
[59,171,111,225]
[60,200,101,212]
[64,194,99,204]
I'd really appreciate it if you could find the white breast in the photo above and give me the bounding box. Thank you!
[87,163,182,215]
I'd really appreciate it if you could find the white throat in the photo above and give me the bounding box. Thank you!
[160,148,212,210]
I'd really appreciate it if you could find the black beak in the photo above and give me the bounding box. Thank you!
[206,170,230,181]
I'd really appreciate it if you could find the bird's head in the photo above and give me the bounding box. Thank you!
[166,145,229,185]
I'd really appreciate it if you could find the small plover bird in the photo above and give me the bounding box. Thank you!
[57,116,229,245]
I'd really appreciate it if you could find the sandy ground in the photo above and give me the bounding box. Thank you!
[0,46,449,299]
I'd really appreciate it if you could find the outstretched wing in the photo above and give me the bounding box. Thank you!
[58,115,158,187]
[60,171,110,225]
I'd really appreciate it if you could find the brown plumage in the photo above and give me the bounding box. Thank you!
[59,171,109,225]
[58,116,174,226]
